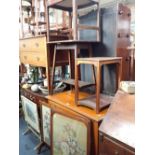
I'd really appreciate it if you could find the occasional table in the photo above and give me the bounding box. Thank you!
[75,57,122,113]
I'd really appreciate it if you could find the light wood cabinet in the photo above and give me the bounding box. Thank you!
[19,36,47,53]
[19,36,47,67]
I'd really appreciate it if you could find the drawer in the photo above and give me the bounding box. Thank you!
[102,136,125,155]
[19,36,47,54]
[21,88,47,104]
[20,51,47,67]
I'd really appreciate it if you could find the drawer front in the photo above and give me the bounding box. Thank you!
[19,36,47,53]
[102,136,125,155]
[21,89,38,103]
[20,51,47,67]
[21,88,47,104]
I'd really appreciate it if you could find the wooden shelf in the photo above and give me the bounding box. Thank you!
[61,78,95,88]
[78,94,114,110]
[47,0,98,11]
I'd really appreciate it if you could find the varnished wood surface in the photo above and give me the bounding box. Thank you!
[99,90,135,148]
[19,35,46,40]
[76,57,122,63]
[46,90,108,122]
[47,0,98,10]
[19,36,47,67]
[61,78,95,88]
[47,39,99,44]
[78,94,114,110]
[19,36,47,53]
[21,87,48,99]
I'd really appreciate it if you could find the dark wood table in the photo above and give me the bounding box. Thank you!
[75,57,122,114]
[47,40,99,94]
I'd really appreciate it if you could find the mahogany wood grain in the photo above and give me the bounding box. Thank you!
[46,90,108,122]
[99,90,135,155]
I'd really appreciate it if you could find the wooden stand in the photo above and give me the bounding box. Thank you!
[46,0,100,41]
[21,88,48,154]
[48,40,98,94]
[75,57,122,114]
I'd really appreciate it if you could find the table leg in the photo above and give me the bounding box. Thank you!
[116,60,122,91]
[51,45,57,94]
[75,60,79,105]
[96,63,101,114]
[93,121,99,155]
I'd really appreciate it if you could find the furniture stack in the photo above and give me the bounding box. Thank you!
[19,0,134,155]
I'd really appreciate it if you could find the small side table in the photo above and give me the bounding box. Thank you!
[75,57,122,114]
[48,40,98,94]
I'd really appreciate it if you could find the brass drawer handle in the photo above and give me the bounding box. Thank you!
[35,43,39,47]
[36,57,40,61]
[24,56,27,60]
[22,44,26,48]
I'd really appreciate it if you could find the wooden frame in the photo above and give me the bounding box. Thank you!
[49,41,96,94]
[75,57,122,114]
[51,106,91,155]
[46,0,100,41]
[41,104,51,146]
[21,88,48,153]
[21,95,41,134]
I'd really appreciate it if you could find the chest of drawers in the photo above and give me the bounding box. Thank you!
[19,35,47,67]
